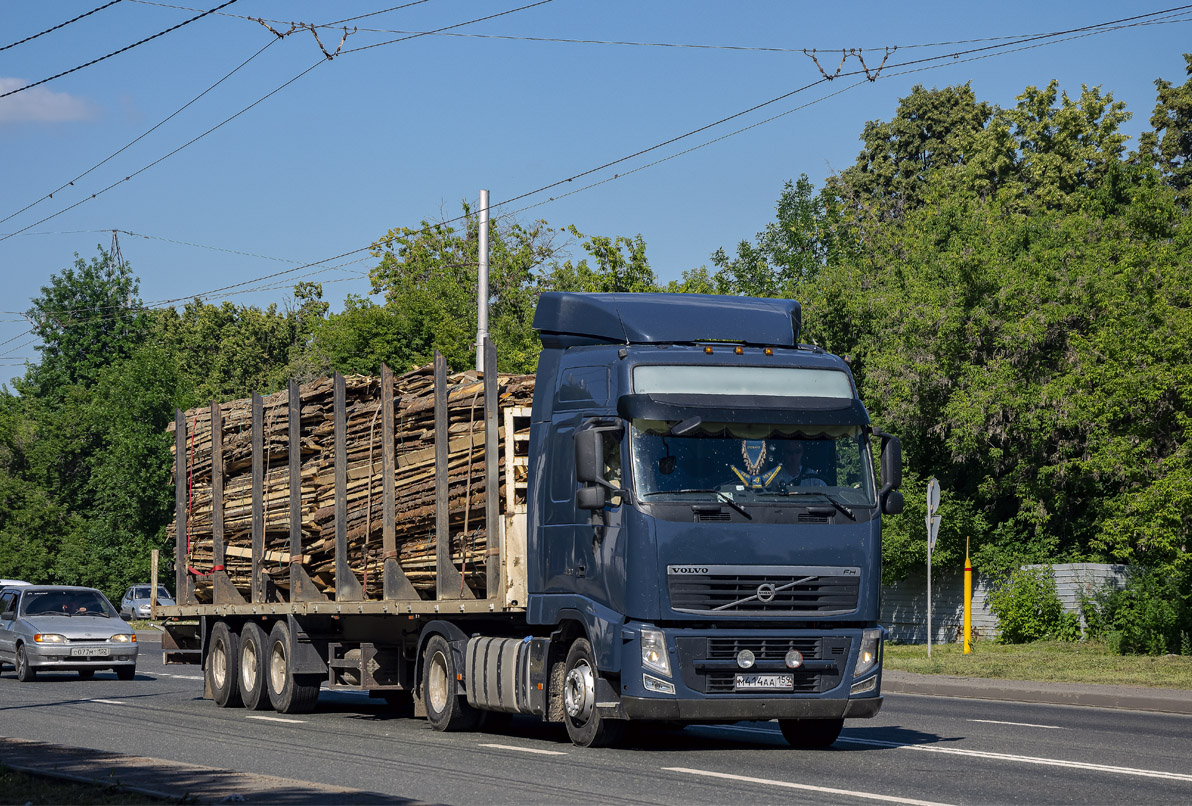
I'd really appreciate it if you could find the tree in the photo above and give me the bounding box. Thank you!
[547,227,657,294]
[1136,53,1192,205]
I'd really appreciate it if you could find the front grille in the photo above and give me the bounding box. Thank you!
[669,573,859,615]
[676,635,850,695]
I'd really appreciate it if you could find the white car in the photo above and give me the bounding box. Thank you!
[119,585,175,619]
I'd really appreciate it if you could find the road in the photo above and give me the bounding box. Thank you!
[2,637,1190,805]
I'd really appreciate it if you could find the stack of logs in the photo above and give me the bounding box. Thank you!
[169,364,534,603]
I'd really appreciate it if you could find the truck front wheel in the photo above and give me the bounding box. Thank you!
[562,638,624,748]
[422,635,478,731]
[779,717,843,748]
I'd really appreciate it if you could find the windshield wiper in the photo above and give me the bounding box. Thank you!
[643,489,752,520]
[777,490,857,520]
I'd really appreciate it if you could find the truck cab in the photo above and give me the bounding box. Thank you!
[526,292,903,746]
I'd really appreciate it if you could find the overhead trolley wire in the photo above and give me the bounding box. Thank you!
[1,0,126,53]
[0,0,240,100]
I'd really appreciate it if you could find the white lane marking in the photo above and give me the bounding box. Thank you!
[968,718,1062,729]
[662,767,953,806]
[478,743,568,756]
[88,699,126,705]
[156,673,202,680]
[245,715,306,724]
[837,737,1192,783]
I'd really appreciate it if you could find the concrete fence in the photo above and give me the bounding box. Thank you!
[880,562,1130,644]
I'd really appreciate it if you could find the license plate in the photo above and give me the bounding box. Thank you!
[734,673,794,691]
[70,647,110,657]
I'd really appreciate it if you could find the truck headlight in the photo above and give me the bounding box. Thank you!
[854,628,881,677]
[641,628,671,677]
[34,634,67,643]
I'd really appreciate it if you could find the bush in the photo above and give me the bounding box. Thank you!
[988,566,1075,644]
[1084,565,1192,655]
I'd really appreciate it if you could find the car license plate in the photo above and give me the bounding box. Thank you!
[70,647,109,657]
[734,673,794,691]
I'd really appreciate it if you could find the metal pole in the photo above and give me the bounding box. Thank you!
[927,547,932,658]
[964,536,972,654]
[476,188,489,374]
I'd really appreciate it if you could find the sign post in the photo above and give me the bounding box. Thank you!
[926,478,941,657]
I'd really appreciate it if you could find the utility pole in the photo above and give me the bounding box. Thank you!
[475,189,490,374]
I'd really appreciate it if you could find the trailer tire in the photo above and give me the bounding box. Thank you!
[778,717,843,748]
[562,638,624,748]
[266,621,320,714]
[422,635,478,732]
[208,621,241,707]
[238,622,272,711]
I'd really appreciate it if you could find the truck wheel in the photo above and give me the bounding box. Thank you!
[779,717,844,748]
[266,620,320,714]
[562,638,624,748]
[238,622,272,710]
[208,621,241,708]
[422,635,478,731]
[16,645,36,682]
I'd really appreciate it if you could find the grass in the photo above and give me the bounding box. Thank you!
[884,639,1192,689]
[0,765,174,805]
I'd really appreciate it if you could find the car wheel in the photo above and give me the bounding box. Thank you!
[115,665,135,681]
[207,621,241,708]
[78,669,95,680]
[238,622,271,710]
[265,620,320,714]
[422,635,478,732]
[778,717,844,748]
[562,638,625,748]
[16,645,36,682]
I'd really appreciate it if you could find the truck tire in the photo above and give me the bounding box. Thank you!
[779,717,844,748]
[238,622,272,711]
[266,620,320,714]
[16,645,36,682]
[422,635,479,732]
[562,638,625,748]
[207,621,241,708]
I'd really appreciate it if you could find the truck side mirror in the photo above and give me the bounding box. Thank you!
[577,486,606,511]
[882,489,904,515]
[875,430,903,514]
[575,428,604,485]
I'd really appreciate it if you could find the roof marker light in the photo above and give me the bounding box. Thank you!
[704,346,713,354]
[734,346,743,355]
[765,348,774,356]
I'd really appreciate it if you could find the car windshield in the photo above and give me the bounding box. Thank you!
[132,586,171,600]
[630,420,876,507]
[22,590,113,617]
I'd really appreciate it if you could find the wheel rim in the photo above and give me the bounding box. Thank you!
[564,659,596,723]
[211,640,227,689]
[269,640,287,694]
[241,639,259,692]
[427,650,449,714]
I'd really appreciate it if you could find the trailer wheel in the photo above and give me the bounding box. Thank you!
[266,620,320,714]
[238,622,272,710]
[778,717,844,748]
[208,621,241,707]
[562,638,624,748]
[422,635,478,731]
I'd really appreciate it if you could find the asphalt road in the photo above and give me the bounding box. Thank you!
[2,637,1190,805]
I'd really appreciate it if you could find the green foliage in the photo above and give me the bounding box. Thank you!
[987,566,1074,644]
[1084,564,1192,655]
[1136,53,1192,205]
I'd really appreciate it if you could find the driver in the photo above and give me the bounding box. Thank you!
[729,439,827,490]
[774,440,827,488]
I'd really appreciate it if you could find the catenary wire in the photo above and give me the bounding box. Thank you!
[1,0,125,53]
[0,1,240,100]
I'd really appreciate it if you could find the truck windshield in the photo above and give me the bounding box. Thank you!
[629,420,876,507]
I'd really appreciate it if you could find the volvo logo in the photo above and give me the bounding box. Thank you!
[668,566,709,575]
[756,583,777,603]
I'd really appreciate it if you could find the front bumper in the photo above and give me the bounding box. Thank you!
[622,694,882,721]
[25,642,138,669]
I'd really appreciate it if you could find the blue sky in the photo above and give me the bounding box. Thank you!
[2,1,1190,387]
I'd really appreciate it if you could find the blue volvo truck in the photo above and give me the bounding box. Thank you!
[159,291,903,748]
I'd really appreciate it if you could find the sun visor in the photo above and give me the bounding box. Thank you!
[617,393,870,426]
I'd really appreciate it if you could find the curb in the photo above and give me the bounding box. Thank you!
[882,671,1192,715]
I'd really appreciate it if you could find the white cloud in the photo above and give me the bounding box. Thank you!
[0,78,98,124]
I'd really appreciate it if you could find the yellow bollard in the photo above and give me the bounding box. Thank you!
[963,537,972,654]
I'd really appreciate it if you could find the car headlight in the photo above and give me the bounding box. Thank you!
[641,628,671,677]
[854,628,882,678]
[110,634,136,643]
[34,633,67,643]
